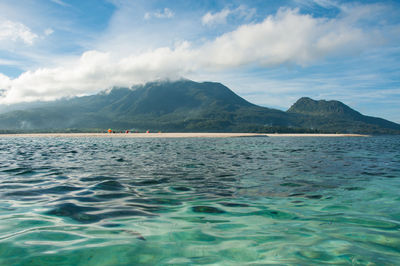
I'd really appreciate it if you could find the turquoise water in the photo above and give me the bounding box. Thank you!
[0,136,399,265]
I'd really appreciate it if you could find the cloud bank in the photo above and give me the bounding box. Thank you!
[0,7,389,104]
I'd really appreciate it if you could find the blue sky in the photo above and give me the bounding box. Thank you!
[0,0,399,122]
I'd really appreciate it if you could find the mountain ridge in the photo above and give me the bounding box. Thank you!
[0,80,399,134]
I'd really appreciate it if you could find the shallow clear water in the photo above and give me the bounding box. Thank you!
[0,136,399,265]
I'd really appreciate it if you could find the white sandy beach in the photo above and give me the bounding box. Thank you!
[0,133,369,138]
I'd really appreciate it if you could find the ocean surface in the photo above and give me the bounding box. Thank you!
[0,136,399,265]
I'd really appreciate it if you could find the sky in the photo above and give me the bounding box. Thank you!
[0,0,399,122]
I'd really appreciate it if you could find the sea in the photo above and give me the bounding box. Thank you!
[0,136,399,265]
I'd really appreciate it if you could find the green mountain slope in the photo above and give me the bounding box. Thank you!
[0,80,292,132]
[0,80,399,134]
[287,97,400,134]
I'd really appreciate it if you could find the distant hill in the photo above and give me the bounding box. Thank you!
[0,80,399,134]
[287,97,400,134]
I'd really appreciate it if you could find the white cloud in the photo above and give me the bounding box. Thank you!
[0,73,11,84]
[0,19,38,45]
[200,8,370,68]
[0,73,11,97]
[202,8,231,26]
[44,28,54,36]
[144,8,174,20]
[0,47,192,104]
[0,7,387,104]
[202,5,255,26]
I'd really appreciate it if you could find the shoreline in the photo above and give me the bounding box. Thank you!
[0,133,369,138]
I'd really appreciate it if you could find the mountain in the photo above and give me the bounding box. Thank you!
[0,80,294,132]
[0,80,399,134]
[287,97,400,134]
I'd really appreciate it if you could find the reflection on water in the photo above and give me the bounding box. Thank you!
[0,136,399,265]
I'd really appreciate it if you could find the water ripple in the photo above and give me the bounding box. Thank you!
[0,136,399,264]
